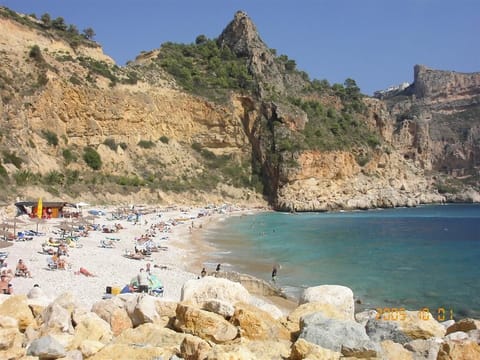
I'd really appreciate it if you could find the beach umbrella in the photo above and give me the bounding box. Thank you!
[37,198,43,219]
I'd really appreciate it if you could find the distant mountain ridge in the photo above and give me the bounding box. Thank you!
[0,7,479,209]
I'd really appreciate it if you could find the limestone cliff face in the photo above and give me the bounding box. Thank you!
[413,64,480,102]
[0,8,478,209]
[386,65,480,176]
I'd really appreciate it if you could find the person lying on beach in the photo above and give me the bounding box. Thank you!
[75,267,96,277]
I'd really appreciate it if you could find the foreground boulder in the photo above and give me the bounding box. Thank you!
[290,338,342,360]
[231,302,290,341]
[299,285,354,321]
[0,315,25,359]
[69,312,113,351]
[367,310,445,342]
[0,295,36,331]
[91,297,133,336]
[124,293,160,327]
[27,335,66,359]
[446,318,480,335]
[181,276,251,306]
[298,313,379,358]
[174,303,238,343]
[404,338,443,360]
[437,340,480,360]
[201,340,291,360]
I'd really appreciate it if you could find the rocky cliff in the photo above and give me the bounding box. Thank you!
[0,7,478,210]
[384,65,480,197]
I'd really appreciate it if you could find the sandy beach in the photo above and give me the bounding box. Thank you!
[0,204,262,310]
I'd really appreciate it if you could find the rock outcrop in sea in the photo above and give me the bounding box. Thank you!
[1,277,479,359]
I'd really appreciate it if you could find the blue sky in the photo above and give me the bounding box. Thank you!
[1,0,478,95]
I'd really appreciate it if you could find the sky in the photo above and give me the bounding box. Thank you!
[1,0,478,95]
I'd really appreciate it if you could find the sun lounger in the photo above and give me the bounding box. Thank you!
[100,239,115,248]
[46,258,58,270]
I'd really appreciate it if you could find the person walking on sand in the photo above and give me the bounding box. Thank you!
[137,268,149,293]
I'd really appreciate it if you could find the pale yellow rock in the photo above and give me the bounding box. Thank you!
[437,340,480,360]
[180,334,212,360]
[204,344,255,360]
[0,327,21,350]
[175,303,238,344]
[290,338,341,360]
[231,302,290,341]
[287,301,350,333]
[241,339,291,360]
[91,299,133,337]
[87,343,171,360]
[70,313,113,350]
[380,340,413,360]
[113,323,187,352]
[79,339,106,357]
[0,295,36,331]
[397,311,446,340]
[154,299,177,327]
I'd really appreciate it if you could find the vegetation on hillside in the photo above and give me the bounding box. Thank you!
[0,6,384,202]
[155,36,255,102]
[292,79,380,151]
[0,7,98,49]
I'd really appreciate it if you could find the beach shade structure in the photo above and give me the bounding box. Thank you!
[83,214,99,225]
[58,222,75,238]
[29,217,46,234]
[0,229,13,241]
[7,217,26,240]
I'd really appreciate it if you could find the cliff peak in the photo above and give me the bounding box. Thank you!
[217,10,266,58]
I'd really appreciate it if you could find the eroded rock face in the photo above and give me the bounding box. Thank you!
[413,65,480,100]
[0,295,36,331]
[91,297,133,336]
[230,302,290,341]
[174,303,238,344]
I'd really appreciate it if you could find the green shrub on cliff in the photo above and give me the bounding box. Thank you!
[83,147,102,170]
[2,151,23,168]
[156,39,254,101]
[0,164,8,179]
[42,130,59,146]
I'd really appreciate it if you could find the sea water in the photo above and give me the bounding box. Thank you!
[202,204,480,319]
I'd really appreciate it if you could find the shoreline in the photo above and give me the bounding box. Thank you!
[180,208,299,312]
[0,203,299,313]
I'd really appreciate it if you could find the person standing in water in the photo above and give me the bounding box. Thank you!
[271,265,278,283]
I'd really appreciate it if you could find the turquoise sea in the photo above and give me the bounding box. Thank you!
[202,204,480,319]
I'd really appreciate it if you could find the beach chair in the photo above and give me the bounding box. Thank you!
[100,239,115,248]
[46,257,58,270]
